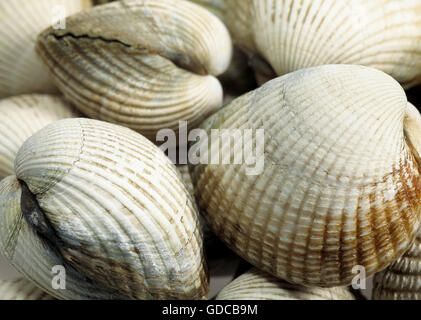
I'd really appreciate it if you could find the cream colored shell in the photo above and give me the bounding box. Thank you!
[93,0,226,21]
[0,0,92,98]
[36,0,232,141]
[0,278,54,300]
[190,64,421,287]
[373,229,421,300]
[185,0,226,22]
[0,118,208,299]
[224,0,421,89]
[216,268,355,300]
[0,94,79,180]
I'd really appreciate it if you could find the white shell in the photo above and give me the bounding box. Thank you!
[190,64,421,287]
[373,229,421,300]
[224,0,421,89]
[0,94,79,179]
[0,118,208,299]
[216,268,356,300]
[0,0,92,97]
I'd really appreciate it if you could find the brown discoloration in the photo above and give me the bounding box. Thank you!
[197,151,421,287]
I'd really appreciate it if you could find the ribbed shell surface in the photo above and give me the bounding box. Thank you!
[36,0,232,140]
[190,64,421,287]
[0,278,54,300]
[93,0,226,21]
[216,268,355,300]
[373,229,421,300]
[0,118,208,299]
[0,0,92,98]
[224,0,421,89]
[177,165,215,245]
[0,94,78,179]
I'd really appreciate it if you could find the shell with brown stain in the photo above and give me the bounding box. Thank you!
[0,0,92,98]
[373,229,421,300]
[36,0,232,141]
[0,94,79,180]
[0,118,208,300]
[0,278,54,300]
[216,268,356,300]
[224,0,421,89]
[190,64,421,288]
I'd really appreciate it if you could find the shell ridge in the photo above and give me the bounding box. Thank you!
[18,118,85,197]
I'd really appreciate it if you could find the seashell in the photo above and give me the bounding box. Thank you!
[224,0,421,89]
[0,94,79,180]
[0,118,208,300]
[177,165,217,245]
[185,0,227,22]
[177,165,196,199]
[94,0,226,22]
[0,0,92,98]
[216,268,356,300]
[0,278,54,300]
[36,0,232,141]
[190,64,421,287]
[372,229,421,300]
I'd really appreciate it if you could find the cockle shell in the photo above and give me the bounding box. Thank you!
[223,0,421,89]
[0,118,208,299]
[36,0,232,141]
[0,94,79,180]
[93,0,115,4]
[93,0,226,22]
[373,229,421,300]
[0,0,92,98]
[190,64,421,287]
[185,0,226,22]
[216,268,356,300]
[0,278,54,300]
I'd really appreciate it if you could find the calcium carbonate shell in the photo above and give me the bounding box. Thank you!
[373,229,421,300]
[36,0,232,140]
[0,94,79,179]
[216,268,356,300]
[0,118,208,300]
[224,0,421,89]
[0,278,54,300]
[0,0,92,98]
[190,64,421,287]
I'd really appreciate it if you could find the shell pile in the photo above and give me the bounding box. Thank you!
[1,0,421,301]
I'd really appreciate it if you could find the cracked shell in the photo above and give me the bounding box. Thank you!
[36,0,232,141]
[190,64,421,287]
[0,118,208,300]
